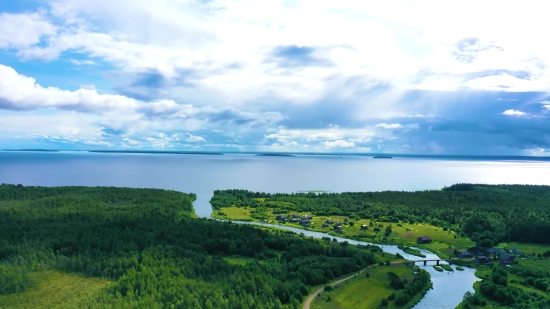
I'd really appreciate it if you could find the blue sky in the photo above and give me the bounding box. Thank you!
[1,1,549,155]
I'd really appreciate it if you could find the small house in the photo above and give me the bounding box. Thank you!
[457,251,473,258]
[488,248,506,257]
[335,225,343,233]
[302,215,312,220]
[290,217,300,223]
[475,256,490,265]
[416,236,432,244]
[503,256,516,264]
[360,224,367,230]
[300,218,310,226]
[292,214,300,219]
[276,215,288,223]
[325,220,334,225]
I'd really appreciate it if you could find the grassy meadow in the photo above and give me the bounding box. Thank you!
[0,271,113,309]
[212,203,475,258]
[310,264,419,309]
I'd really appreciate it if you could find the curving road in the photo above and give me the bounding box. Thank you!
[303,268,369,309]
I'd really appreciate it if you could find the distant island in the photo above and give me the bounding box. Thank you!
[256,153,295,157]
[2,149,59,152]
[373,156,393,159]
[88,150,224,155]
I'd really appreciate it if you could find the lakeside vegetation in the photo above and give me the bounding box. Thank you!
[211,184,550,248]
[0,184,390,309]
[461,265,550,309]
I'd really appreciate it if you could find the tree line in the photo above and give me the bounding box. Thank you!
[211,184,550,246]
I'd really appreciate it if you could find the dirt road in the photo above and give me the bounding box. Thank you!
[303,268,369,309]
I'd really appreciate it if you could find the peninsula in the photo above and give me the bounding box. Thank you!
[211,184,550,308]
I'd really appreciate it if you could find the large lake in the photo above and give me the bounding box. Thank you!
[1,151,550,308]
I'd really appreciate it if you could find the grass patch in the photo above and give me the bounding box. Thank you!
[224,256,265,266]
[0,270,113,309]
[397,245,426,258]
[311,264,416,309]
[440,264,453,272]
[212,207,475,258]
[456,266,465,271]
[433,266,444,272]
[212,206,254,221]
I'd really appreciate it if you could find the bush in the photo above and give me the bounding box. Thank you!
[388,292,396,301]
[324,285,333,292]
[381,298,388,306]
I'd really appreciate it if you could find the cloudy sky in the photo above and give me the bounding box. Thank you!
[1,0,549,154]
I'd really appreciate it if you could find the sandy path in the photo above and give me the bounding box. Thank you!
[303,268,369,309]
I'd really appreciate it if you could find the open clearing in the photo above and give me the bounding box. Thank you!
[310,264,414,309]
[0,270,113,309]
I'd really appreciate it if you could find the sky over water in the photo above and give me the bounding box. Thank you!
[0,1,549,154]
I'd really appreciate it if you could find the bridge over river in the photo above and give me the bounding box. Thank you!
[410,258,473,266]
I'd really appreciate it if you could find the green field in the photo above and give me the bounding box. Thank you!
[0,271,113,309]
[311,265,416,309]
[212,207,475,258]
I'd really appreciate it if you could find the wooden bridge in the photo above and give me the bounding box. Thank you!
[410,259,451,266]
[409,258,473,266]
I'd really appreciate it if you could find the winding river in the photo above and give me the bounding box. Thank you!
[207,205,479,309]
[2,152,549,308]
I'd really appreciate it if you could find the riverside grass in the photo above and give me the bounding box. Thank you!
[212,205,475,258]
[311,264,416,309]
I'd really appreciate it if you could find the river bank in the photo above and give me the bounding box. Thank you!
[207,211,479,309]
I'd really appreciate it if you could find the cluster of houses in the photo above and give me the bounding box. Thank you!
[276,214,312,226]
[276,214,356,233]
[455,247,525,266]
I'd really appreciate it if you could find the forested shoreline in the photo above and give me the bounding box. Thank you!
[0,184,380,309]
[211,184,550,246]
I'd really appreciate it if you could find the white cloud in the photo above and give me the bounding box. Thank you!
[185,134,206,142]
[70,59,98,65]
[3,0,548,106]
[307,132,342,141]
[502,109,527,117]
[0,64,139,112]
[0,12,56,48]
[376,123,402,129]
[524,148,550,156]
[322,140,355,148]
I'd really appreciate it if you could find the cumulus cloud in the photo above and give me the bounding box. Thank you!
[0,12,56,48]
[2,1,550,153]
[3,0,549,102]
[502,109,527,117]
[322,140,355,148]
[0,65,139,112]
[376,123,402,129]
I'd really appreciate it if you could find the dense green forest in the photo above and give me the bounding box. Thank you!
[0,184,379,309]
[210,184,550,247]
[462,266,550,309]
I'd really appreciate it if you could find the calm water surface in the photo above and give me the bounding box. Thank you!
[1,151,550,308]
